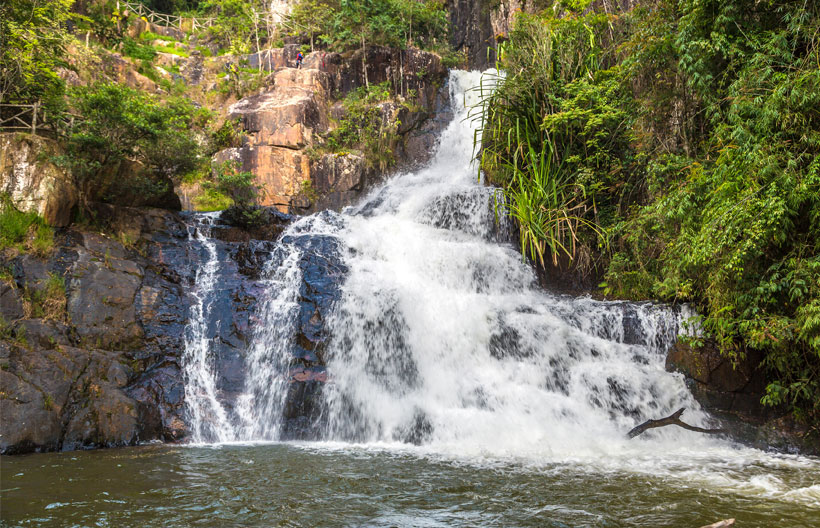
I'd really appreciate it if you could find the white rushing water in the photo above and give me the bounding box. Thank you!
[321,70,709,455]
[312,71,819,503]
[180,71,819,507]
[182,212,235,443]
[235,244,303,439]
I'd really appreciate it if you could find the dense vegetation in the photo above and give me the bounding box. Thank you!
[481,0,820,425]
[290,0,449,52]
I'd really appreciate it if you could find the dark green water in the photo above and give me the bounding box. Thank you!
[1,443,818,527]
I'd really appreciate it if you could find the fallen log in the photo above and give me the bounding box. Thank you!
[627,408,726,438]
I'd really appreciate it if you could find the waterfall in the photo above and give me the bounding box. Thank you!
[317,70,712,456]
[181,212,236,443]
[182,71,714,455]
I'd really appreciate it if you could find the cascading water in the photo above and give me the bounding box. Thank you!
[181,71,721,451]
[176,73,819,503]
[317,71,711,457]
[181,212,236,443]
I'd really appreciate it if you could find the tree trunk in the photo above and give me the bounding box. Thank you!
[361,34,369,89]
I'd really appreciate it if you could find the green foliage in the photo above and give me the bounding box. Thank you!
[484,0,820,423]
[58,82,203,212]
[200,0,267,55]
[139,31,178,43]
[192,187,233,211]
[0,0,74,108]
[0,195,54,257]
[207,161,264,225]
[122,37,158,61]
[208,161,260,209]
[323,82,400,170]
[478,8,617,269]
[208,119,244,154]
[290,0,449,52]
[154,44,190,57]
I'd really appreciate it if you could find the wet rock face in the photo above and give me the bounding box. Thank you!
[666,341,818,454]
[0,205,292,454]
[666,342,768,418]
[0,206,189,453]
[278,214,348,439]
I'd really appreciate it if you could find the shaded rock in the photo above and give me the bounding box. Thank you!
[447,0,496,70]
[666,341,818,454]
[67,248,144,350]
[0,283,24,321]
[0,133,78,227]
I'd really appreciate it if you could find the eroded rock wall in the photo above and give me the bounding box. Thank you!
[211,46,449,215]
[0,133,78,227]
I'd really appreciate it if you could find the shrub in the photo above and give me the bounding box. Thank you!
[122,37,158,61]
[59,82,203,212]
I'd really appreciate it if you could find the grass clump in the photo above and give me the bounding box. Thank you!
[0,195,54,257]
[154,45,190,58]
[139,31,176,43]
[22,273,67,322]
[121,37,157,61]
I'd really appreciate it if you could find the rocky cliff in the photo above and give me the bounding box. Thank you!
[0,205,288,454]
[209,45,450,214]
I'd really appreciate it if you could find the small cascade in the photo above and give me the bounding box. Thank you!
[235,244,304,439]
[181,212,236,442]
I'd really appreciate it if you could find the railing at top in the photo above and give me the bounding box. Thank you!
[0,102,79,136]
[118,1,306,34]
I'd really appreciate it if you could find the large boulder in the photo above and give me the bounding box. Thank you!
[228,68,330,149]
[0,133,78,227]
[214,146,311,211]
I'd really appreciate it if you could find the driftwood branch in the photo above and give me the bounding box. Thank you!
[628,408,726,438]
[699,519,735,528]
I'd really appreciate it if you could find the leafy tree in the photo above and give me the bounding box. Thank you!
[290,0,334,52]
[59,83,202,213]
[0,0,73,108]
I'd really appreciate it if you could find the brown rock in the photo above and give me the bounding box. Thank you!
[0,133,78,227]
[228,68,330,149]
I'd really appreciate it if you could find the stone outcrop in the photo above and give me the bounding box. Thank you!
[1,207,189,453]
[229,68,330,149]
[448,0,497,70]
[666,341,818,454]
[0,133,78,227]
[0,204,296,454]
[211,46,449,214]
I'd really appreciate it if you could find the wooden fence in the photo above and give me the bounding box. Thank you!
[0,102,78,136]
[0,103,45,134]
[118,1,305,34]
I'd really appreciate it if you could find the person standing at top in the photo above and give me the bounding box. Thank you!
[296,51,303,69]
